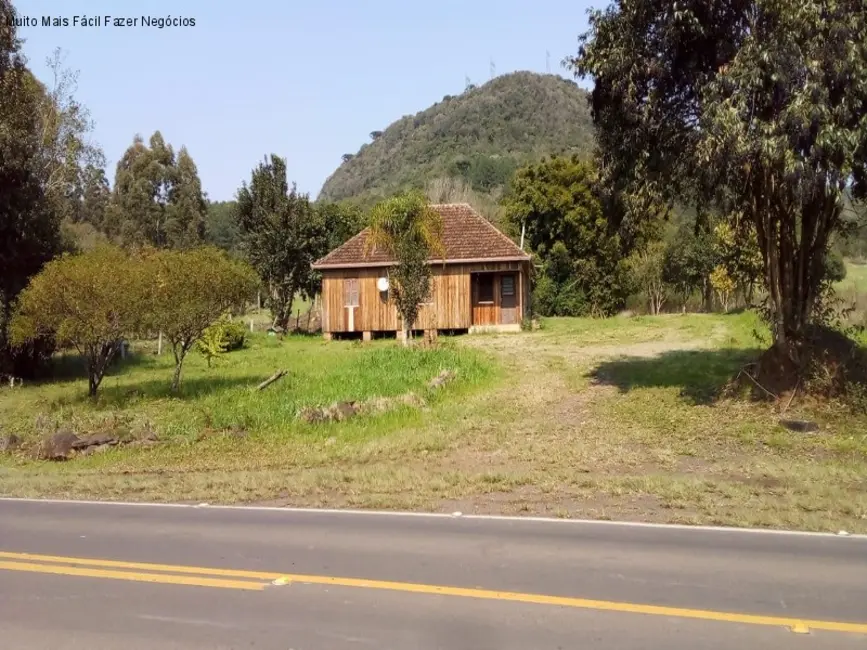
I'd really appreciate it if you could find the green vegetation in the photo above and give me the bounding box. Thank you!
[11,246,142,397]
[318,72,595,207]
[106,132,207,249]
[366,191,445,343]
[3,313,866,533]
[3,0,867,533]
[503,155,630,317]
[235,155,329,332]
[570,0,867,391]
[142,247,258,392]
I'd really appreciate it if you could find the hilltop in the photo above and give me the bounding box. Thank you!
[318,72,595,205]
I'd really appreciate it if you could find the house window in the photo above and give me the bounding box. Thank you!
[344,278,359,307]
[501,274,515,298]
[477,274,494,303]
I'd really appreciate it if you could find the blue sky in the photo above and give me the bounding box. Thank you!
[15,0,596,201]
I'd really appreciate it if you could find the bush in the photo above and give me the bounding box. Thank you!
[221,319,247,351]
[197,316,247,368]
[824,250,847,283]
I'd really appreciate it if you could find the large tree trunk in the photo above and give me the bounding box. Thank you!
[752,170,841,364]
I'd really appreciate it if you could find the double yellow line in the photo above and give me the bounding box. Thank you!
[1,550,866,636]
[0,551,274,591]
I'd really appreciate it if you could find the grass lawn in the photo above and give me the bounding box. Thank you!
[2,311,866,533]
[839,260,867,294]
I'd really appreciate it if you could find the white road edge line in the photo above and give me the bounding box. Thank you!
[0,497,864,539]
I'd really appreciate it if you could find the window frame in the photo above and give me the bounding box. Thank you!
[344,277,359,307]
[477,274,495,304]
[501,274,515,298]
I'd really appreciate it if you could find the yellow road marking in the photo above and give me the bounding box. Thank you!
[0,551,281,580]
[1,550,865,635]
[0,561,265,591]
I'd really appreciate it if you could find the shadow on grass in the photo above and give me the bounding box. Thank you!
[42,351,161,385]
[89,374,266,408]
[588,347,762,405]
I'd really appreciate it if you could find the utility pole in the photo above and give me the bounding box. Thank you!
[490,58,496,80]
[546,50,551,74]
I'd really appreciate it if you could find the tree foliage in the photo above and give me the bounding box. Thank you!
[236,155,326,331]
[315,200,366,253]
[142,247,256,391]
[626,240,668,315]
[502,155,627,316]
[166,146,208,248]
[0,2,63,378]
[11,246,142,396]
[662,221,718,310]
[366,191,445,344]
[319,72,595,205]
[108,132,207,249]
[204,199,244,255]
[569,0,867,363]
[28,48,106,225]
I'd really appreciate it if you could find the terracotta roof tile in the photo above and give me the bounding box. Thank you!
[313,203,529,268]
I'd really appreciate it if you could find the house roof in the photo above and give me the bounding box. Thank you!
[312,203,530,269]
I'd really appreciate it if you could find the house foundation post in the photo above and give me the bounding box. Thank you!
[362,331,372,342]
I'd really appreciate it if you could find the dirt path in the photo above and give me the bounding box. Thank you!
[415,328,729,519]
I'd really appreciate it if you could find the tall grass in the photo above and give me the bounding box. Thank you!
[0,334,496,444]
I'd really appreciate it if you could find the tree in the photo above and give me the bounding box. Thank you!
[0,1,63,379]
[365,191,445,345]
[205,200,242,254]
[823,250,847,284]
[10,246,143,397]
[502,155,627,316]
[709,265,736,313]
[26,48,106,227]
[713,219,764,305]
[109,132,174,247]
[166,147,207,248]
[77,164,111,229]
[236,155,325,331]
[315,200,365,253]
[569,0,867,369]
[142,247,256,392]
[662,222,717,311]
[626,240,668,315]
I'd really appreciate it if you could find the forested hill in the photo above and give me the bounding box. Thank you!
[317,71,595,204]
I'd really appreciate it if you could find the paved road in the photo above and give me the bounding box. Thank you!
[1,499,866,649]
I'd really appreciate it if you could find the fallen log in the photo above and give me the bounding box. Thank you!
[256,369,287,391]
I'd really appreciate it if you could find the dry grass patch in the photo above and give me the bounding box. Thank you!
[2,311,866,533]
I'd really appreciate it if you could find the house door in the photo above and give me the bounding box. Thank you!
[471,273,497,326]
[500,273,517,324]
[343,277,360,331]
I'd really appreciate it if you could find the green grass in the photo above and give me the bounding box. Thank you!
[2,310,866,533]
[837,260,867,294]
[0,333,495,467]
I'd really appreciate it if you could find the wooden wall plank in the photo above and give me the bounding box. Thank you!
[321,261,526,333]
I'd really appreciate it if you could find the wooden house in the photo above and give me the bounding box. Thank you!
[312,203,532,340]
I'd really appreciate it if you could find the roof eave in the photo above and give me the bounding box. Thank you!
[312,255,531,271]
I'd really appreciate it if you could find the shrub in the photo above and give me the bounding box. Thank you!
[221,319,246,351]
[197,315,247,368]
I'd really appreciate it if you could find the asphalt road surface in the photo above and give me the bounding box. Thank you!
[1,498,866,649]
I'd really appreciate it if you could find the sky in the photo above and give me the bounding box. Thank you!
[15,0,597,202]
